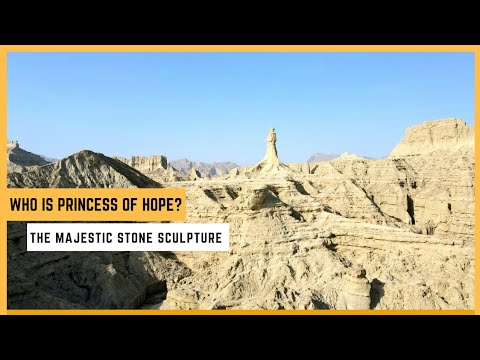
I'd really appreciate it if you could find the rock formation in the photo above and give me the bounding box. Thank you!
[188,167,202,181]
[6,118,475,310]
[113,155,191,183]
[157,166,188,182]
[241,128,294,177]
[169,158,238,177]
[114,155,168,173]
[8,150,161,188]
[8,222,190,309]
[263,128,280,165]
[7,140,53,173]
[7,139,18,151]
[390,118,473,157]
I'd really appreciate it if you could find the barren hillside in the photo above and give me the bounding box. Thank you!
[7,119,475,310]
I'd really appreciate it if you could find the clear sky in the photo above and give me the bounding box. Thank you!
[7,52,474,165]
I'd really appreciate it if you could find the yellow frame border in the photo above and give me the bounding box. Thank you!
[0,45,478,316]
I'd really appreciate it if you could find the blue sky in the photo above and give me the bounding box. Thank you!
[7,52,474,165]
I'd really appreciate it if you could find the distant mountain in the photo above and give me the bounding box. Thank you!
[169,158,239,177]
[39,155,58,163]
[307,153,341,163]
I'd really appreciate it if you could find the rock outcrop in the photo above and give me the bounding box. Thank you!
[188,167,202,181]
[8,222,190,309]
[7,140,53,173]
[113,155,192,183]
[157,174,472,310]
[390,118,474,157]
[114,155,168,173]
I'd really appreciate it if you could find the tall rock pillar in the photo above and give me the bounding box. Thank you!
[262,128,281,165]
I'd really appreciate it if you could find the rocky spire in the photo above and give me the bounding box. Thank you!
[188,167,202,181]
[262,128,281,165]
[247,128,293,176]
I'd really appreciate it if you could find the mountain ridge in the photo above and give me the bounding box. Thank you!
[8,150,161,188]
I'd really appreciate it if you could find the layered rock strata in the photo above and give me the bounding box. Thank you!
[6,118,475,310]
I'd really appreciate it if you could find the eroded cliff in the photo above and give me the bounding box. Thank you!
[6,118,475,310]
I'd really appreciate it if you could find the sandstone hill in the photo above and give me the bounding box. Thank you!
[7,140,53,173]
[113,155,186,183]
[114,155,167,173]
[8,150,161,188]
[7,118,475,310]
[390,118,473,157]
